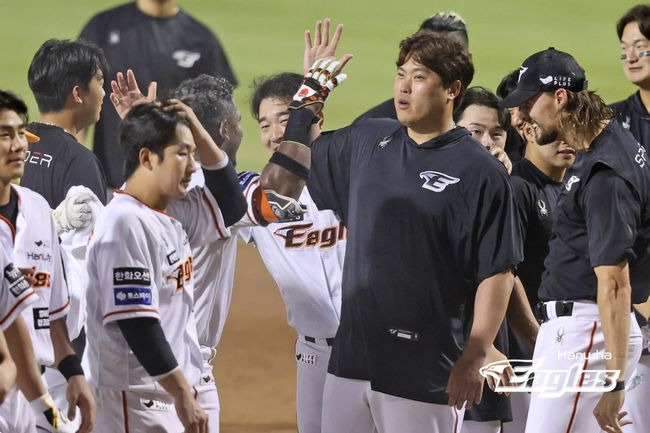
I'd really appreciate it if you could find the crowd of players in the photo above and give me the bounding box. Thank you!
[1,1,650,432]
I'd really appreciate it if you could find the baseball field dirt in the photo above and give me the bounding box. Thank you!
[214,243,298,433]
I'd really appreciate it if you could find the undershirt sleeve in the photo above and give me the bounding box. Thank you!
[117,317,178,378]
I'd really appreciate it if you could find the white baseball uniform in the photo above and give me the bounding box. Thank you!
[86,183,230,433]
[624,322,650,433]
[238,171,345,433]
[0,185,69,432]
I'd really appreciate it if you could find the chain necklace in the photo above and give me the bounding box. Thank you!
[34,121,75,137]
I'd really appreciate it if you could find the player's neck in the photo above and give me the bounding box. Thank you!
[136,0,179,17]
[524,147,565,182]
[0,183,11,206]
[124,174,169,211]
[406,118,456,145]
[38,112,79,137]
[639,87,650,115]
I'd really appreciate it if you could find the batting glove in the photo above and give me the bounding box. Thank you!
[30,393,76,433]
[290,58,348,110]
[53,188,100,235]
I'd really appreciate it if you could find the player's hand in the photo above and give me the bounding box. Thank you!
[593,390,630,433]
[174,392,209,433]
[0,357,16,404]
[110,69,157,119]
[446,347,487,410]
[66,375,96,433]
[303,18,344,75]
[487,146,512,174]
[483,345,514,394]
[53,188,100,235]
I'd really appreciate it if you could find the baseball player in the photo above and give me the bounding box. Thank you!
[610,6,650,431]
[500,47,650,433]
[0,89,95,433]
[85,100,246,433]
[259,28,522,432]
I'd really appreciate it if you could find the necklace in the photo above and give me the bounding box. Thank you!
[34,121,75,137]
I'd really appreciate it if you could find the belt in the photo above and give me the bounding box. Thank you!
[303,335,334,346]
[535,301,574,323]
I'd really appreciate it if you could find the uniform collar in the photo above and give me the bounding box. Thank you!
[403,126,470,149]
[113,189,171,217]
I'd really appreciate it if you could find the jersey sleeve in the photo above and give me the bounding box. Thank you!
[510,176,533,245]
[64,153,108,205]
[96,214,161,325]
[48,215,71,321]
[307,126,356,222]
[583,166,641,267]
[0,248,37,330]
[471,167,524,283]
[166,186,231,248]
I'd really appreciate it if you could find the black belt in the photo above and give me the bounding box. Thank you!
[304,336,334,346]
[535,301,574,323]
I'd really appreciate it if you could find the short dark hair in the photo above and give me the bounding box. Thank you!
[397,32,474,99]
[453,86,510,130]
[0,90,29,122]
[120,102,188,180]
[496,69,520,99]
[419,11,468,47]
[28,39,108,113]
[174,74,236,130]
[617,4,650,40]
[250,72,303,120]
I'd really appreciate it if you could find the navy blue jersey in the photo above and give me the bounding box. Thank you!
[22,123,108,207]
[539,121,650,304]
[353,98,396,124]
[611,92,650,153]
[308,119,523,404]
[79,2,237,188]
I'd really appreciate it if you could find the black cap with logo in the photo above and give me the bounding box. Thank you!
[499,47,588,108]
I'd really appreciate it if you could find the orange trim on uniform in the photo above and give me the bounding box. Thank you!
[565,321,598,433]
[103,308,159,320]
[200,190,225,238]
[121,390,130,433]
[50,299,70,316]
[113,189,171,217]
[0,214,16,243]
[0,290,37,326]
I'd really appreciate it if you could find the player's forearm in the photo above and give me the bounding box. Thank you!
[50,317,77,365]
[506,277,539,349]
[5,317,47,400]
[466,269,515,355]
[0,331,16,390]
[596,263,631,379]
[158,369,195,402]
[192,124,227,168]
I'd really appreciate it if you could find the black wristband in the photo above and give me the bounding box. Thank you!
[57,354,84,380]
[607,380,625,392]
[269,152,309,180]
[283,108,317,147]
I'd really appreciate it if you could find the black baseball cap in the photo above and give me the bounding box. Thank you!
[499,47,587,108]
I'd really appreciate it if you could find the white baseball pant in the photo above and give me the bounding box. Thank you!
[296,336,331,433]
[524,301,642,433]
[321,373,464,433]
[462,420,501,433]
[622,353,650,433]
[0,387,35,433]
[196,349,220,433]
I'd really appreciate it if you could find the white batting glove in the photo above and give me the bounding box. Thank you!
[30,393,76,433]
[289,58,349,110]
[53,188,100,235]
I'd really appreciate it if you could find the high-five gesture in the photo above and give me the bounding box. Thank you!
[110,69,157,119]
[303,18,344,75]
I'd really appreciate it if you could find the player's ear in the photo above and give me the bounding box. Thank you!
[522,122,535,143]
[555,88,568,109]
[71,85,83,104]
[139,147,155,171]
[219,119,230,142]
[447,80,462,102]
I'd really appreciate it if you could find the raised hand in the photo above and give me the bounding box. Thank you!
[290,55,353,113]
[303,18,344,75]
[110,69,157,119]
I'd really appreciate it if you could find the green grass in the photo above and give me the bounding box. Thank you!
[0,0,642,171]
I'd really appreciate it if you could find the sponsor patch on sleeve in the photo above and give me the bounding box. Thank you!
[4,263,22,284]
[4,263,31,297]
[113,267,151,286]
[113,287,152,306]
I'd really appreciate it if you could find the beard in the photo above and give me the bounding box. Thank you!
[533,122,560,145]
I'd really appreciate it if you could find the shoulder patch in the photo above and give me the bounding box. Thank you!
[114,287,152,306]
[113,267,151,286]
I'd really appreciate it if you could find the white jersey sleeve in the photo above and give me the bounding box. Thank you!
[0,247,37,330]
[94,213,161,326]
[166,186,230,248]
[48,215,70,321]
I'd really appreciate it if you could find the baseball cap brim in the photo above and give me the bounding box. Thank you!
[25,131,40,143]
[499,88,539,109]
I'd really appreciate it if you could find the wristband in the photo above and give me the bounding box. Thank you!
[283,108,317,147]
[57,354,84,380]
[269,152,309,180]
[606,380,625,392]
